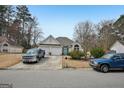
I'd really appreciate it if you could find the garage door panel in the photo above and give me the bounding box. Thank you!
[51,47,62,55]
[39,45,62,56]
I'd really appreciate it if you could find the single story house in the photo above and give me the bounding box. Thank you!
[110,40,124,53]
[0,36,23,53]
[56,37,73,55]
[56,37,82,55]
[39,35,83,56]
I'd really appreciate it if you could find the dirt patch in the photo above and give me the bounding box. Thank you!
[62,56,90,68]
[0,54,22,68]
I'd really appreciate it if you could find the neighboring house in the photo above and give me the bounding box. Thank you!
[0,36,23,53]
[110,40,124,53]
[39,35,83,56]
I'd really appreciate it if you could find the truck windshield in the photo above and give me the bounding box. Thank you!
[102,53,115,59]
[26,49,37,54]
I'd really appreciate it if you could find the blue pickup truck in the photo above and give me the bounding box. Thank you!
[90,53,124,73]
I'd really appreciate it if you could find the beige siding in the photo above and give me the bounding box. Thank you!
[0,42,22,53]
[9,47,23,53]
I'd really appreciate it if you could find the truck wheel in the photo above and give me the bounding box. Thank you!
[100,65,109,73]
[39,57,41,60]
[36,58,39,63]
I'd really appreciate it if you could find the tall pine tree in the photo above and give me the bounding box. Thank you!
[0,6,7,36]
[16,5,32,48]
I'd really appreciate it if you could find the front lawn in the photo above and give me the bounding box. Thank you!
[0,54,22,68]
[62,56,90,68]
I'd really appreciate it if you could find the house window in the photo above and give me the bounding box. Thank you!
[3,49,8,52]
[3,43,8,52]
[74,44,79,51]
[3,44,8,46]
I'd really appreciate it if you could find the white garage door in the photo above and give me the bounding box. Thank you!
[39,45,62,56]
[50,47,62,55]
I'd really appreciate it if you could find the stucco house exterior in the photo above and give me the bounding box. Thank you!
[39,35,83,56]
[110,40,124,53]
[0,36,23,53]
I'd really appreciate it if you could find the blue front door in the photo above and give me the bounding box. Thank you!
[63,47,68,55]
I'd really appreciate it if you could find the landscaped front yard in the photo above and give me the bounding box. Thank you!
[0,54,22,68]
[0,54,90,69]
[62,56,90,68]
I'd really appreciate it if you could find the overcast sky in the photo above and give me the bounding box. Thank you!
[28,5,124,39]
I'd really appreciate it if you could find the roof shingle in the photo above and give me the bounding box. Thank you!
[56,37,73,46]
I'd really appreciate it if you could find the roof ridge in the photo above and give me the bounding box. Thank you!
[40,35,60,45]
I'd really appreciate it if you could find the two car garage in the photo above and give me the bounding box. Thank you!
[39,35,62,56]
[39,45,62,56]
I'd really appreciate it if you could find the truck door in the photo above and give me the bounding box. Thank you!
[112,55,121,68]
[119,54,124,68]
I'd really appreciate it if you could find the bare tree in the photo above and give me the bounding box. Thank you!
[96,20,117,50]
[73,21,96,58]
[29,17,43,47]
[32,28,43,47]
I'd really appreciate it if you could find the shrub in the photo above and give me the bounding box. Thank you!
[90,48,105,58]
[69,50,84,60]
[22,48,28,53]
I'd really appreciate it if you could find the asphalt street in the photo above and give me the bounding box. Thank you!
[0,69,124,88]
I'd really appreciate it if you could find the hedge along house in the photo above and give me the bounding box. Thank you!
[0,36,23,53]
[39,35,83,56]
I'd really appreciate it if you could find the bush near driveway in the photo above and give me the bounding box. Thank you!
[69,50,84,60]
[0,54,21,68]
[90,48,105,58]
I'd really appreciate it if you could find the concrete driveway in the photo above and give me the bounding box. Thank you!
[9,56,62,70]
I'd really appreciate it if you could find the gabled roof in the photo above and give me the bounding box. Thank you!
[56,37,73,46]
[110,40,124,49]
[0,36,23,48]
[118,40,124,45]
[113,40,124,46]
[40,35,61,45]
[0,36,8,43]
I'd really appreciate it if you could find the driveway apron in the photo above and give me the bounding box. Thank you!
[8,56,62,70]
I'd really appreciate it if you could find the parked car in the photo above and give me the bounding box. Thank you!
[90,53,124,73]
[22,48,45,63]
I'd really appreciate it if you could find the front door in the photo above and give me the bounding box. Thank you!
[63,47,68,55]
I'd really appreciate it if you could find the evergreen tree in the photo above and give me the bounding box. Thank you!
[0,6,7,36]
[16,5,32,48]
[16,5,31,36]
[6,5,15,37]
